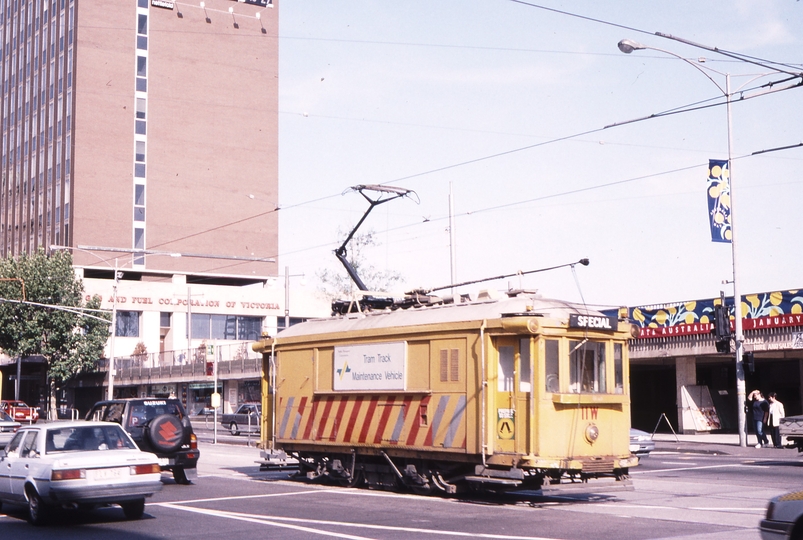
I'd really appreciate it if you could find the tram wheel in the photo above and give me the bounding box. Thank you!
[338,469,363,488]
[410,482,434,495]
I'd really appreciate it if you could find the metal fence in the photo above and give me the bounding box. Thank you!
[99,341,263,384]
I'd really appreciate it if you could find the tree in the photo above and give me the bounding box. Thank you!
[317,230,403,301]
[0,249,109,414]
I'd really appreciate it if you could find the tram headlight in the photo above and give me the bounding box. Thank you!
[584,423,599,444]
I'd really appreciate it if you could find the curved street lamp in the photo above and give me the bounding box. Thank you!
[617,38,776,447]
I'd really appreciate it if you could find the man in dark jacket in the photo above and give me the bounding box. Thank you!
[748,390,769,448]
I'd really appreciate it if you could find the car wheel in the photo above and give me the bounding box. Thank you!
[121,499,146,520]
[146,414,185,454]
[27,487,51,526]
[230,422,239,436]
[173,467,192,485]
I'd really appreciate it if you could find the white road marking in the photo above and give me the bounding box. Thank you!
[632,463,744,474]
[158,503,561,540]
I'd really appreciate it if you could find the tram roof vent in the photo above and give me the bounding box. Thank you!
[440,293,473,305]
[476,289,502,301]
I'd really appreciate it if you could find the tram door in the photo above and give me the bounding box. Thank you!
[493,337,529,454]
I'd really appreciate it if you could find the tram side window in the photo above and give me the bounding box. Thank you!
[570,341,606,393]
[545,339,559,393]
[614,343,624,394]
[519,338,531,393]
[498,346,514,392]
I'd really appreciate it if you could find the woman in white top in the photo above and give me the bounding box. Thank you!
[767,392,786,448]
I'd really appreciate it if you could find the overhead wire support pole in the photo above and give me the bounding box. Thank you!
[617,38,783,448]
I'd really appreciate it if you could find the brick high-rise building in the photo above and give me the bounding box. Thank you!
[1,0,278,276]
[0,0,329,416]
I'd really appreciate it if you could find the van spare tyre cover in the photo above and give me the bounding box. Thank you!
[147,414,184,453]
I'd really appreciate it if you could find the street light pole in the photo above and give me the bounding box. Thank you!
[618,39,751,445]
[108,258,119,401]
[725,73,748,447]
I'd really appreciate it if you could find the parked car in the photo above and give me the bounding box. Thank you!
[0,411,21,448]
[221,403,261,436]
[629,428,655,457]
[0,421,162,525]
[0,400,39,423]
[761,489,803,539]
[86,398,199,484]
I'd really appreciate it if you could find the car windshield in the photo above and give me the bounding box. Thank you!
[46,425,138,453]
[0,411,14,422]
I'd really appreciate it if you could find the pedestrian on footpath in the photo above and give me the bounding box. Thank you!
[747,390,769,448]
[767,392,786,448]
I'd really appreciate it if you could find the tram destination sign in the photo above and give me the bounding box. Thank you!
[334,342,407,391]
[569,314,617,332]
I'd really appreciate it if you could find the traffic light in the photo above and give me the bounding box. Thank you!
[206,361,214,376]
[744,352,755,373]
[713,303,731,353]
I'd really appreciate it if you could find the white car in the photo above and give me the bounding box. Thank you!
[0,421,163,525]
[0,411,21,448]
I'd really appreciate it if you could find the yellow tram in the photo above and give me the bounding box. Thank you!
[253,290,638,494]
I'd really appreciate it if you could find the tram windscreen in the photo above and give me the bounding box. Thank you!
[569,341,606,393]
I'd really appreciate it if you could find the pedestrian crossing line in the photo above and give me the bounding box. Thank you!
[158,502,561,540]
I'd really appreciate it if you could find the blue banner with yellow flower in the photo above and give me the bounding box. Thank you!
[617,290,803,339]
[707,159,732,243]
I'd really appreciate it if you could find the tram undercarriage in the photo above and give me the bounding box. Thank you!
[289,450,632,495]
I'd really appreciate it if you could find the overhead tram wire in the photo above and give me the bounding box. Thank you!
[152,76,800,270]
[506,0,803,76]
[143,29,801,259]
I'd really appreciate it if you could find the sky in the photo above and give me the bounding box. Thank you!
[273,0,803,310]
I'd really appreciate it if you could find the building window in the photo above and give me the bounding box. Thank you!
[137,14,148,35]
[116,311,140,337]
[136,98,146,119]
[135,77,147,92]
[134,163,145,178]
[237,316,262,341]
[189,314,263,341]
[135,184,145,205]
[160,312,171,328]
[136,35,147,50]
[134,207,145,221]
[277,316,306,331]
[135,141,145,162]
[135,120,146,135]
[134,228,144,249]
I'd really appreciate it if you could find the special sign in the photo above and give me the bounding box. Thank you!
[569,314,617,332]
[333,342,407,391]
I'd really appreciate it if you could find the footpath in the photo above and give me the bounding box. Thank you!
[652,432,803,459]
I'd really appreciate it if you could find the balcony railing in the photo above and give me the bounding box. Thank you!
[97,341,263,385]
